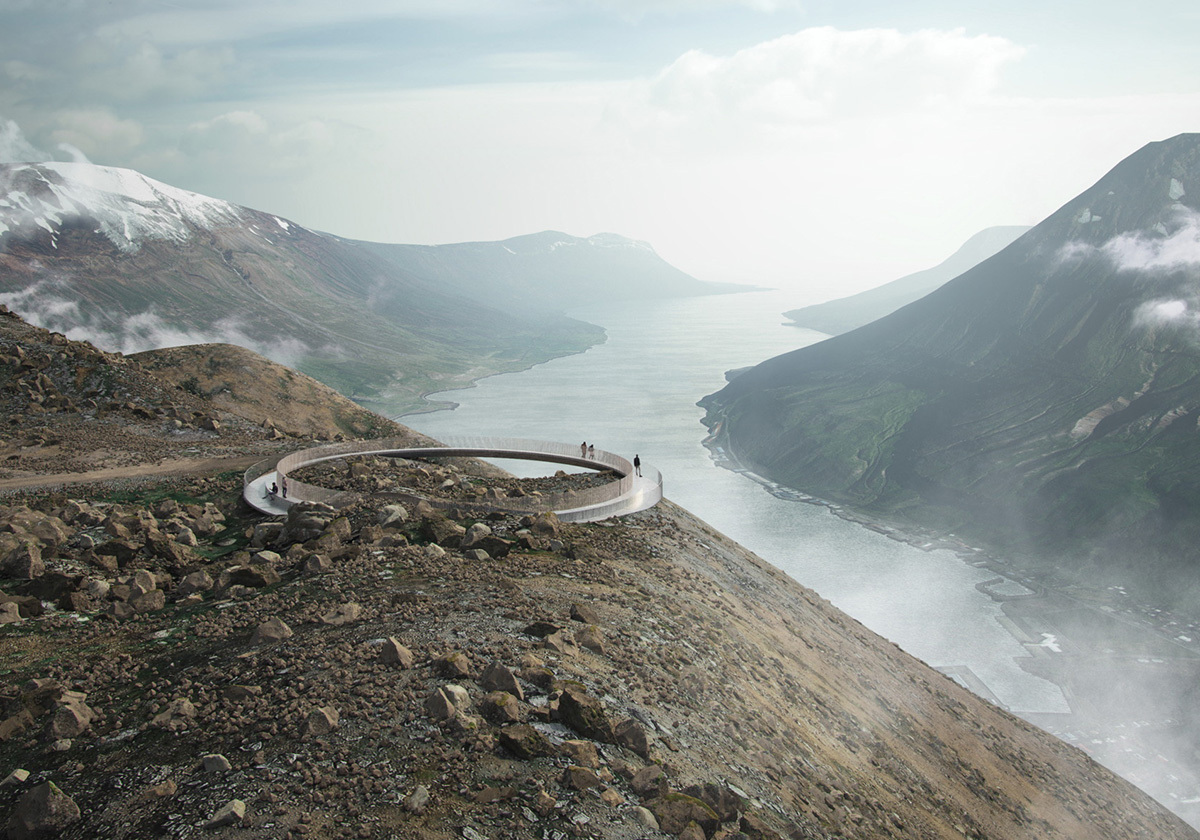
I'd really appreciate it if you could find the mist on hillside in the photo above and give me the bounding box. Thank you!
[0,278,311,365]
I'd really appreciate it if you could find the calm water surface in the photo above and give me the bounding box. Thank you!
[391,290,1068,714]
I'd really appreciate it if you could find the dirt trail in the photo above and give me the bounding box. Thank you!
[0,455,263,492]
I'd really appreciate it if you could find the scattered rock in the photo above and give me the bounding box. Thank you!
[202,754,232,773]
[278,502,337,545]
[320,602,361,626]
[435,651,472,679]
[560,739,599,769]
[151,698,197,730]
[176,571,213,597]
[497,725,556,759]
[403,785,430,815]
[425,688,457,722]
[250,616,293,645]
[378,637,414,668]
[480,661,524,701]
[204,799,245,829]
[561,765,601,791]
[377,504,409,529]
[480,691,522,724]
[615,718,651,759]
[304,706,340,737]
[1,769,29,787]
[6,782,80,839]
[220,564,280,589]
[301,553,332,574]
[547,628,578,657]
[46,693,94,740]
[633,801,662,830]
[570,602,601,624]
[143,779,177,800]
[683,783,744,822]
[651,794,720,837]
[556,685,614,743]
[631,765,668,799]
[423,516,465,548]
[575,624,606,654]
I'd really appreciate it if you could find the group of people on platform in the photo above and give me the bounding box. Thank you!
[580,441,642,477]
[267,475,288,500]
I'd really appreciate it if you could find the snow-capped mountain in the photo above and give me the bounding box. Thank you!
[0,160,731,411]
[0,162,245,252]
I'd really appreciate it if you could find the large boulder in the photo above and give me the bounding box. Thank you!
[277,502,337,545]
[6,782,81,839]
[650,794,721,837]
[422,516,465,548]
[555,685,615,744]
[497,724,557,759]
[1,540,43,580]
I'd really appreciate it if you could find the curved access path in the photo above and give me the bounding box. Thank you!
[243,435,662,523]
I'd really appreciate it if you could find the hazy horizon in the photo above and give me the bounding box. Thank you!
[2,1,1199,299]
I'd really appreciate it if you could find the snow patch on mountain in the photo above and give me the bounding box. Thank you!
[586,232,655,252]
[0,162,242,252]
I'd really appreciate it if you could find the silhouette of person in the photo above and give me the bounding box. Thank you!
[281,476,288,499]
[268,481,278,498]
[581,441,587,458]
[587,444,595,459]
[633,454,641,477]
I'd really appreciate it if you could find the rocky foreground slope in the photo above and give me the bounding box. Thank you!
[0,307,1194,839]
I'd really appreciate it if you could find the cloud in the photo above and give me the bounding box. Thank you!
[43,109,145,163]
[79,41,237,103]
[178,110,337,177]
[1059,207,1200,274]
[624,26,1026,131]
[1102,210,1200,273]
[0,118,45,163]
[0,278,312,366]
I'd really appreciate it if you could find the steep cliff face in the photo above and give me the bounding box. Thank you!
[702,134,1200,601]
[1,309,1194,839]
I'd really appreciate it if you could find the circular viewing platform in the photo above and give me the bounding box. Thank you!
[243,436,662,523]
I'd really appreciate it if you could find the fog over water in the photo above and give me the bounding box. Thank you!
[395,290,1068,715]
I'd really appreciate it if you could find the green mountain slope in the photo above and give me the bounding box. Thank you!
[701,133,1200,604]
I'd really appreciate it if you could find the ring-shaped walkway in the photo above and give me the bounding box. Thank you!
[243,435,662,523]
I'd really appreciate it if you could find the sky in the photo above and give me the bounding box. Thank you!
[2,0,1199,302]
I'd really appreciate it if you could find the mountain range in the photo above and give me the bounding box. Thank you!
[0,162,730,414]
[701,133,1200,605]
[783,225,1031,335]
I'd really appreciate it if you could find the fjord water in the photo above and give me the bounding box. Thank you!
[398,290,1068,714]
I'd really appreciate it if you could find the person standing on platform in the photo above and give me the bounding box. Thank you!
[633,454,642,477]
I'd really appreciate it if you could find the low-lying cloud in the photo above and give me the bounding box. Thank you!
[1060,206,1200,273]
[0,279,311,367]
[1103,210,1200,273]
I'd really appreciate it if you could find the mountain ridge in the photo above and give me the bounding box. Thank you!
[700,132,1200,604]
[0,162,734,414]
[782,225,1031,336]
